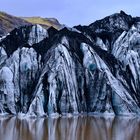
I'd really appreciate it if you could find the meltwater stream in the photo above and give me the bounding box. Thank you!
[0,116,140,140]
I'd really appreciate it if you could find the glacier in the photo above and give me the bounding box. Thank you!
[0,11,140,117]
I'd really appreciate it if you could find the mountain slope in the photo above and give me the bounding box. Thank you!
[22,17,62,30]
[0,11,62,37]
[0,11,30,37]
[0,11,140,117]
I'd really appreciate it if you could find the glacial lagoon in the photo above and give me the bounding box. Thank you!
[0,115,140,140]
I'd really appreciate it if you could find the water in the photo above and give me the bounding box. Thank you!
[0,116,140,140]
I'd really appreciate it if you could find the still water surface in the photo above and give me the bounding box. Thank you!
[0,116,140,140]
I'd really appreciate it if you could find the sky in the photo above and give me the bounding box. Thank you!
[0,0,140,26]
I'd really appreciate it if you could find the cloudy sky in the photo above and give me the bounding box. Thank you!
[0,0,140,26]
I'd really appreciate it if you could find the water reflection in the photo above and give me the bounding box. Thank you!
[0,116,140,140]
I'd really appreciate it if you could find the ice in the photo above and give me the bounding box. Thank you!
[28,24,48,45]
[96,37,108,51]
